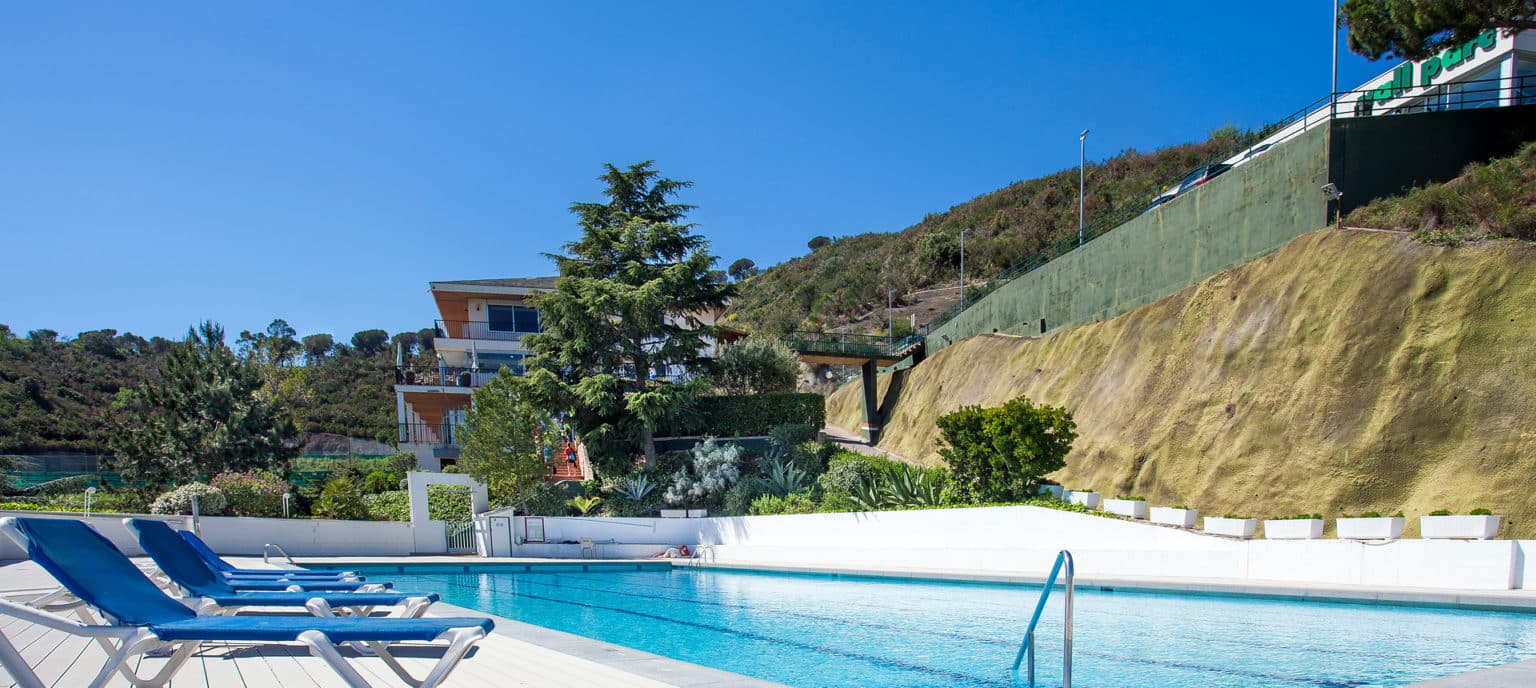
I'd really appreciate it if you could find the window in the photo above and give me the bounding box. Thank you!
[477,352,526,375]
[486,305,541,333]
[1518,57,1536,106]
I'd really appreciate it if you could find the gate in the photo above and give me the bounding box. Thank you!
[445,519,476,554]
[431,484,476,554]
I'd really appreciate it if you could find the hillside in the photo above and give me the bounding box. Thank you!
[0,327,399,454]
[828,229,1536,537]
[729,127,1268,334]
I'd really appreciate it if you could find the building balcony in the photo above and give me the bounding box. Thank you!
[435,319,539,345]
[399,421,460,448]
[395,365,502,389]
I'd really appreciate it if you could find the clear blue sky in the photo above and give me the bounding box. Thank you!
[0,2,1387,342]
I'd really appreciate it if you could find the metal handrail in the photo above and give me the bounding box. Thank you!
[262,543,297,566]
[1013,550,1074,687]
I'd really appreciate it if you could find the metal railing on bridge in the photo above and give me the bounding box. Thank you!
[781,331,925,359]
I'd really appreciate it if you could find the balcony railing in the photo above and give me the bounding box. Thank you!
[435,319,540,343]
[399,422,460,447]
[395,365,499,388]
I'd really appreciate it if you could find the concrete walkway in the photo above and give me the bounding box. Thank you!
[820,425,914,464]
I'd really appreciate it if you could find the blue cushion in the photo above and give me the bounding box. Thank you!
[13,518,197,626]
[148,615,493,642]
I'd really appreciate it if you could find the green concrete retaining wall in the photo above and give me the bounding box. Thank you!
[926,125,1330,352]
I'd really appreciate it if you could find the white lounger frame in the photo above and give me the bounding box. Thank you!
[0,520,486,688]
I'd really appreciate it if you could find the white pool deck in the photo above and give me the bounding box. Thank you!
[0,557,781,688]
[3,554,1536,687]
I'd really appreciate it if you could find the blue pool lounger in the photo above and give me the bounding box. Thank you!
[0,517,492,688]
[123,518,436,618]
[176,528,364,581]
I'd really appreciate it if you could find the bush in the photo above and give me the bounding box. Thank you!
[711,337,801,395]
[311,478,370,520]
[1471,508,1493,516]
[769,423,818,449]
[749,492,818,515]
[937,396,1076,503]
[723,476,769,515]
[521,482,571,516]
[366,490,410,521]
[211,471,288,517]
[663,439,742,507]
[662,394,825,437]
[363,471,400,494]
[150,483,228,516]
[1428,509,1453,516]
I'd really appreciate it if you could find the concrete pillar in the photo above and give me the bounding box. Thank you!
[860,359,881,443]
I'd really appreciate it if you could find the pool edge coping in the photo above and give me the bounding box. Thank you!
[673,559,1536,613]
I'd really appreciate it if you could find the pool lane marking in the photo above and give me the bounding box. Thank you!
[414,572,1367,688]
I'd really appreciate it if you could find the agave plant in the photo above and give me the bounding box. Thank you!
[763,458,806,498]
[614,473,655,502]
[848,479,886,511]
[883,465,944,507]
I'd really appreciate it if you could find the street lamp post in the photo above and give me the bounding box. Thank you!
[1079,129,1090,245]
[960,226,971,308]
[888,289,896,345]
[1331,0,1340,118]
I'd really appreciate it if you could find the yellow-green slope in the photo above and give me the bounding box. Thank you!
[829,229,1536,537]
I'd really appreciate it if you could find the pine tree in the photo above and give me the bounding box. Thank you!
[525,162,736,468]
[457,369,554,513]
[109,321,299,490]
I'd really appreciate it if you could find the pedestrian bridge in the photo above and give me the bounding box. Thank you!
[781,331,925,443]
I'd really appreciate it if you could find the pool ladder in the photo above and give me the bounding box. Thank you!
[1012,550,1074,688]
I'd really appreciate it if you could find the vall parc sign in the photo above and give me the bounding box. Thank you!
[1351,30,1503,116]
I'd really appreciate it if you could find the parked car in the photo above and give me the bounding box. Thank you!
[1143,162,1234,215]
[1174,163,1232,194]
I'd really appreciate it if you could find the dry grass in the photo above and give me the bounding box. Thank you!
[829,229,1536,537]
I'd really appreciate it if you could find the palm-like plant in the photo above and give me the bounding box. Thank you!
[568,495,603,515]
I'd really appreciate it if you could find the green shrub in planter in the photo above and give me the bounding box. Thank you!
[311,478,369,520]
[1428,509,1453,516]
[150,483,228,516]
[1471,508,1493,516]
[211,471,288,517]
[748,492,817,516]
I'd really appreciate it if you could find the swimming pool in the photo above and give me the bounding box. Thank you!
[349,564,1536,687]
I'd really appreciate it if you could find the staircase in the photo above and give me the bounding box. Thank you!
[545,439,587,482]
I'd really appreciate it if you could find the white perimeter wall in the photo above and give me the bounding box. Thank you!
[518,506,1536,592]
[0,511,429,559]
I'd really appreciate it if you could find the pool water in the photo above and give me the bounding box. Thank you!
[354,565,1536,687]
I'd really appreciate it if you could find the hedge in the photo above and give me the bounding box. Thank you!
[663,394,826,438]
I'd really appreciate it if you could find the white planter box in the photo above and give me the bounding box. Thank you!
[1037,485,1065,500]
[1420,515,1500,540]
[1103,499,1148,519]
[687,509,709,518]
[1263,519,1324,540]
[1149,507,1198,528]
[1336,517,1404,540]
[1203,517,1257,539]
[1066,491,1100,509]
[659,509,687,519]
